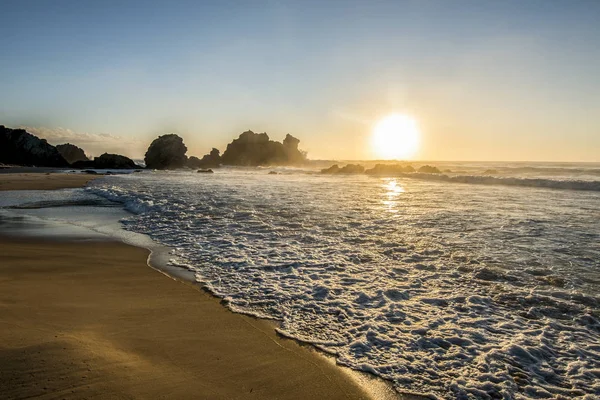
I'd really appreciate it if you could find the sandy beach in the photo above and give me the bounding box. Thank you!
[0,173,399,400]
[0,172,98,191]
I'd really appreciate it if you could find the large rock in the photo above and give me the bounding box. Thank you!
[417,165,441,174]
[72,153,139,169]
[221,131,306,166]
[0,125,69,167]
[321,164,364,174]
[56,143,89,164]
[187,148,221,169]
[145,134,188,169]
[365,164,415,175]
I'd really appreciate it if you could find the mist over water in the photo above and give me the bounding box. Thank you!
[84,162,600,398]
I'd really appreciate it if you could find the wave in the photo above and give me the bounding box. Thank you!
[392,172,600,191]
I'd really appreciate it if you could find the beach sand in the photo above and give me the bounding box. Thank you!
[0,173,401,399]
[0,172,98,191]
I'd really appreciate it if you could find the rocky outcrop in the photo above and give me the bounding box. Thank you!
[321,164,365,174]
[145,134,188,169]
[221,131,306,166]
[365,164,415,175]
[418,165,441,174]
[187,148,221,169]
[72,153,140,169]
[0,125,69,167]
[56,143,89,164]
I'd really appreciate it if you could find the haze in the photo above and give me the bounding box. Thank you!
[1,0,599,162]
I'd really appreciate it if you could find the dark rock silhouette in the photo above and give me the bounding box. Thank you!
[145,134,188,169]
[187,156,202,169]
[418,165,442,174]
[188,148,221,169]
[56,143,89,164]
[321,164,365,174]
[365,164,416,175]
[321,164,340,174]
[0,125,69,167]
[197,169,214,173]
[72,153,139,169]
[221,131,306,166]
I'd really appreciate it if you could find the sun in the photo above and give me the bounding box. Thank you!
[371,114,420,160]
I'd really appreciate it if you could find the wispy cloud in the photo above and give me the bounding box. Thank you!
[20,126,144,159]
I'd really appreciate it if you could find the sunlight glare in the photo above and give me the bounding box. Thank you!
[372,114,420,160]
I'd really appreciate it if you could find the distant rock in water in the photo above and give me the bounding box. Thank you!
[321,164,340,174]
[321,164,365,174]
[365,164,415,175]
[72,153,139,169]
[56,143,89,164]
[0,125,69,167]
[483,169,499,175]
[418,165,442,174]
[197,169,214,173]
[145,134,188,169]
[188,148,221,169]
[221,131,306,166]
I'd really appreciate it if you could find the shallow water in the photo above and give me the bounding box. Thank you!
[2,163,599,399]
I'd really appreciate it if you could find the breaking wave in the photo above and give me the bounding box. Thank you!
[391,172,600,192]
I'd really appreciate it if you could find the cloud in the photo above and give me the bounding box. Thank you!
[20,126,144,159]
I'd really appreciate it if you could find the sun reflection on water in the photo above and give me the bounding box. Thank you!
[382,179,404,213]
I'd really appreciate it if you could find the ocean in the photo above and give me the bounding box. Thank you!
[2,161,599,399]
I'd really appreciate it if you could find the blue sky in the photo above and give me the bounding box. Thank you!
[1,0,599,161]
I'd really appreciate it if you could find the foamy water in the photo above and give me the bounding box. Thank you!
[2,163,599,399]
[83,163,600,399]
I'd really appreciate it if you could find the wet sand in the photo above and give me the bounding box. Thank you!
[0,173,401,399]
[0,172,98,191]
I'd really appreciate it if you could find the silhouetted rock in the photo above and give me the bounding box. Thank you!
[339,164,365,174]
[365,164,416,175]
[187,156,202,169]
[72,153,139,169]
[0,125,69,167]
[56,143,89,164]
[83,170,98,174]
[321,164,340,174]
[221,131,306,166]
[197,169,214,173]
[145,134,188,169]
[268,171,279,175]
[188,148,221,169]
[321,164,364,174]
[418,165,441,174]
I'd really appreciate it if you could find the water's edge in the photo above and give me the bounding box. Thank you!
[0,186,408,400]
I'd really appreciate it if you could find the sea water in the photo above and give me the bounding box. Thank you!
[3,162,599,399]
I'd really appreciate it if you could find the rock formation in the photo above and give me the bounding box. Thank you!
[72,153,139,169]
[0,125,69,167]
[321,164,365,174]
[56,143,89,164]
[145,134,188,169]
[187,148,221,169]
[221,131,306,166]
[417,165,441,174]
[365,164,415,175]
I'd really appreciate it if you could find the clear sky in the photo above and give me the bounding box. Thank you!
[1,0,599,161]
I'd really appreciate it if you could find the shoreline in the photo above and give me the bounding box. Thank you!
[0,173,409,399]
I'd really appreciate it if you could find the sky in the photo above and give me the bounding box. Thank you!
[1,0,599,161]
